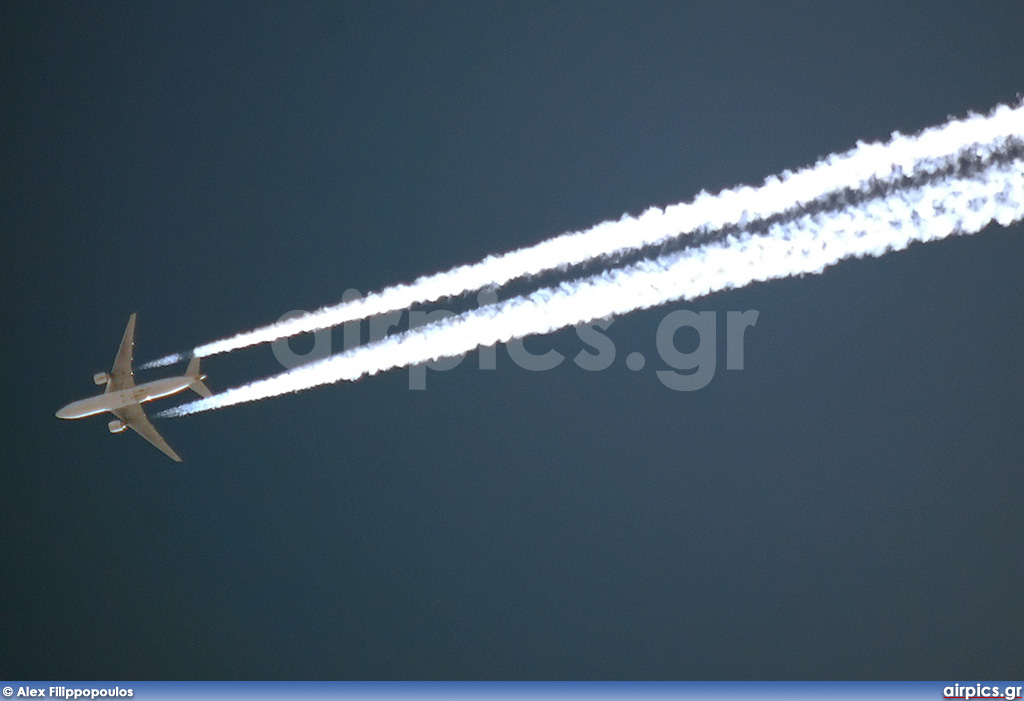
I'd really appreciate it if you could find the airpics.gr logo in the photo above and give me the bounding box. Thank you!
[271,289,759,391]
[943,684,1024,700]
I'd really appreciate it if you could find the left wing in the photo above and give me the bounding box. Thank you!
[112,403,182,462]
[107,313,137,393]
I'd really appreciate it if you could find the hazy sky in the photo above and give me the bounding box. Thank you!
[3,1,1023,679]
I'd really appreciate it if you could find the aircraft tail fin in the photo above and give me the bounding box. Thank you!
[185,356,213,398]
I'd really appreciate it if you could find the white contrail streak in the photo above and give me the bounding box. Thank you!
[141,102,1024,369]
[158,130,1024,417]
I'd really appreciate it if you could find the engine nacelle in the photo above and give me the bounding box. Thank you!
[93,372,110,386]
[108,419,127,434]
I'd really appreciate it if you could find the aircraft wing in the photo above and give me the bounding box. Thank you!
[107,313,137,393]
[112,403,182,462]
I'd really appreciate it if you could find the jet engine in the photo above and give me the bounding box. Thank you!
[108,419,127,434]
[93,372,110,386]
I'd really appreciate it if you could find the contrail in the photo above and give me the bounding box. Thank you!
[140,102,1024,370]
[157,108,1024,417]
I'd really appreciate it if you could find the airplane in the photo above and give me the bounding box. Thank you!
[56,313,211,462]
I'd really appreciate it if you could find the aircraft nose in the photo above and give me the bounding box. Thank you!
[56,406,71,419]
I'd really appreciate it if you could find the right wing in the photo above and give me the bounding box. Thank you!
[112,403,183,462]
[107,313,137,393]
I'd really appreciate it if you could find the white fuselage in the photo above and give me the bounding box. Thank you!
[55,376,194,419]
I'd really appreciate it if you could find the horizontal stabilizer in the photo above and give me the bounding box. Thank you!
[185,356,212,398]
[191,379,213,399]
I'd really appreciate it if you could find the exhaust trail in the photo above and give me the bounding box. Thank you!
[140,102,1024,370]
[157,132,1024,418]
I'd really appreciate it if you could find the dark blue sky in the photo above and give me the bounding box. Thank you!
[3,1,1024,679]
